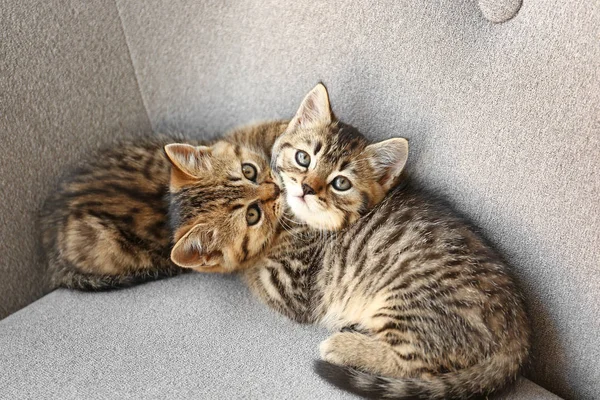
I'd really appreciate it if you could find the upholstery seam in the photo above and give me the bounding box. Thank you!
[113,0,154,133]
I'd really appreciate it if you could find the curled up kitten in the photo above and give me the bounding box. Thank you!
[40,122,288,290]
[168,84,531,399]
[40,136,182,290]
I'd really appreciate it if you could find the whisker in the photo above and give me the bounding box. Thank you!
[282,215,305,226]
[279,218,305,242]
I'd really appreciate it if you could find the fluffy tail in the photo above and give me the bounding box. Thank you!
[50,263,186,291]
[315,350,525,400]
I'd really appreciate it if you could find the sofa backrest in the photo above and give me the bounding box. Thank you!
[0,1,151,317]
[114,1,599,398]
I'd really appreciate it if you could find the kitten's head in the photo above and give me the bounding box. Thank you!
[272,84,409,231]
[165,141,282,273]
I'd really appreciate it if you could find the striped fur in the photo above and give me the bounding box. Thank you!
[40,121,288,289]
[240,85,530,398]
[244,183,530,399]
[272,84,408,231]
[40,135,185,290]
[166,123,288,273]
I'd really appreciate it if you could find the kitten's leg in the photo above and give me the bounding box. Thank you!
[340,324,369,334]
[319,331,431,378]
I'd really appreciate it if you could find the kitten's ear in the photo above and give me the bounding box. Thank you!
[170,225,223,269]
[288,83,334,131]
[164,143,212,179]
[364,138,409,191]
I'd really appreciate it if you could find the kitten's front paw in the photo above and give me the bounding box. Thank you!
[319,332,355,366]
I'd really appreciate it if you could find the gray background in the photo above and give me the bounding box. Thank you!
[0,0,151,319]
[0,274,560,400]
[1,0,598,398]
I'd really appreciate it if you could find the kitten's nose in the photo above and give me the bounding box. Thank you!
[302,183,316,196]
[272,182,281,198]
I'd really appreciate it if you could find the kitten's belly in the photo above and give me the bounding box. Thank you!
[313,211,417,332]
[318,289,392,332]
[316,262,390,331]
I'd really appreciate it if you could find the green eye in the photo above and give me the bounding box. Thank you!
[331,176,352,191]
[295,150,311,167]
[246,204,262,226]
[242,163,257,181]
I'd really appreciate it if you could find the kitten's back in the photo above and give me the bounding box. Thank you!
[40,135,184,290]
[314,183,530,398]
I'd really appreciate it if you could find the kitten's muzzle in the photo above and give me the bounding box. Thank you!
[301,183,316,196]
[258,181,281,202]
[301,175,324,196]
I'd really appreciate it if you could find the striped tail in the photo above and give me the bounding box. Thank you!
[314,349,526,400]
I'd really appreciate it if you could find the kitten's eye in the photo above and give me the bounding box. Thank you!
[332,176,352,191]
[295,150,311,167]
[242,163,257,181]
[246,204,262,226]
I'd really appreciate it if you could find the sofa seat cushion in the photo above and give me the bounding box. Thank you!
[0,274,560,399]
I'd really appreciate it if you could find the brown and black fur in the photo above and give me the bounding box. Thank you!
[40,121,289,290]
[40,135,187,290]
[231,85,529,399]
[165,126,287,274]
[244,183,530,399]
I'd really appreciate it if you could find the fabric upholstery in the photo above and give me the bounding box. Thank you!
[114,1,600,398]
[478,0,523,23]
[0,274,561,399]
[1,0,597,398]
[0,0,152,318]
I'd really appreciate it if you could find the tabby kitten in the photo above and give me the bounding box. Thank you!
[40,122,287,290]
[263,84,530,398]
[171,84,530,399]
[164,125,286,273]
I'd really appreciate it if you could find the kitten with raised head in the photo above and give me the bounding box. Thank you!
[40,122,288,290]
[170,84,530,399]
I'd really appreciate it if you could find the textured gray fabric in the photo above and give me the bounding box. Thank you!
[1,0,596,398]
[0,0,152,318]
[115,1,600,398]
[0,274,559,400]
[478,0,523,23]
[495,377,563,400]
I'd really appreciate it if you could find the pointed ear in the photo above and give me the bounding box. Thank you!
[164,143,212,179]
[364,138,409,191]
[288,83,333,131]
[170,225,223,269]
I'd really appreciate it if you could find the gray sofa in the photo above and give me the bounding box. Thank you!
[1,1,598,399]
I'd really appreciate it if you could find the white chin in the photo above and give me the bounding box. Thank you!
[286,195,310,215]
[285,194,341,230]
